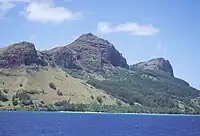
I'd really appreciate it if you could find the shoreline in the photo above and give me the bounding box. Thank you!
[59,111,200,116]
[0,110,199,116]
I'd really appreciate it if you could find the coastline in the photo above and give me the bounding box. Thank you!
[0,110,199,116]
[59,111,200,116]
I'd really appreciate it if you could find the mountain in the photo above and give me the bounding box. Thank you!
[44,46,81,69]
[67,33,129,73]
[130,58,174,77]
[41,33,128,76]
[0,41,47,68]
[0,33,199,113]
[0,40,120,110]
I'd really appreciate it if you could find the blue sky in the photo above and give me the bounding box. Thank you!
[0,0,200,89]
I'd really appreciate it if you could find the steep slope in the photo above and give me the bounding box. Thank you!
[87,68,200,113]
[130,58,174,77]
[43,33,129,74]
[44,46,81,69]
[67,33,129,73]
[0,41,47,68]
[0,68,118,105]
[0,41,121,110]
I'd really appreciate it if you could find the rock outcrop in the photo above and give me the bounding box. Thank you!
[45,46,82,69]
[0,34,174,78]
[130,58,174,77]
[0,41,47,68]
[0,33,128,73]
[67,33,129,73]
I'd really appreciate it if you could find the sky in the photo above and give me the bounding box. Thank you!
[0,0,200,89]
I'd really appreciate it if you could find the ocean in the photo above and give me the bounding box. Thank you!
[0,111,200,136]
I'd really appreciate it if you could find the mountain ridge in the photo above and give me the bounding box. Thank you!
[130,58,174,77]
[0,33,175,78]
[0,33,191,86]
[0,33,199,113]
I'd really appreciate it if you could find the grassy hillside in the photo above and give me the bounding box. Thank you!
[1,38,199,113]
[86,68,200,114]
[0,67,120,110]
[1,66,199,114]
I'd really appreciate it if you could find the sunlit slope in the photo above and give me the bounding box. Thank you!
[0,67,119,106]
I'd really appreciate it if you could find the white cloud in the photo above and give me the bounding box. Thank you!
[0,0,82,22]
[22,0,82,23]
[0,0,31,18]
[0,2,14,17]
[97,21,160,36]
[97,22,113,34]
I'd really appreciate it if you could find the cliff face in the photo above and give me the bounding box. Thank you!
[0,35,174,78]
[130,58,174,77]
[67,33,129,72]
[44,46,82,69]
[0,33,129,75]
[0,41,47,68]
[0,36,174,78]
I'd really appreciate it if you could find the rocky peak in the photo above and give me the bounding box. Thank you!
[0,41,47,68]
[130,57,174,77]
[0,34,129,73]
[67,33,129,72]
[75,33,111,46]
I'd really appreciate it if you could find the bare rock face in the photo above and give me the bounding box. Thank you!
[45,46,82,69]
[0,41,47,68]
[130,58,174,77]
[0,37,174,79]
[67,33,129,73]
[0,34,128,73]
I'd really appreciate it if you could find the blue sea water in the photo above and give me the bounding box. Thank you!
[0,112,200,136]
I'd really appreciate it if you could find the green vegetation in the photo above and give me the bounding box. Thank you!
[57,90,63,96]
[3,89,9,94]
[0,65,199,114]
[116,100,122,106]
[63,69,89,79]
[61,66,200,114]
[25,89,40,95]
[86,69,200,113]
[42,89,45,94]
[12,100,18,106]
[90,95,94,99]
[0,90,8,102]
[2,102,199,114]
[49,82,56,90]
[1,94,199,114]
[14,90,31,101]
[54,100,87,112]
[12,89,33,106]
[96,96,103,104]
